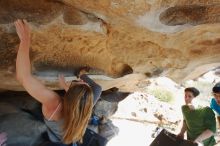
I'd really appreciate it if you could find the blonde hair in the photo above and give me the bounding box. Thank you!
[62,82,93,144]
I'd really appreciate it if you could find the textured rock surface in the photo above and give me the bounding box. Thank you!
[0,91,46,146]
[0,0,220,91]
[93,87,130,118]
[160,4,220,25]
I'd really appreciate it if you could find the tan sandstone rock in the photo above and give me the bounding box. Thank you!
[0,0,219,91]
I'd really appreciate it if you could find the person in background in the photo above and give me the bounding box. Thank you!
[210,82,220,145]
[210,82,220,125]
[178,87,216,146]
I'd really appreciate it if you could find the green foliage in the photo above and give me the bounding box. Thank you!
[150,88,174,103]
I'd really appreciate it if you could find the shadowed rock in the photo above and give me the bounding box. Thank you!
[0,91,46,146]
[89,87,129,140]
[101,87,130,102]
[0,0,96,25]
[160,4,220,26]
[0,0,64,24]
[0,113,46,146]
[0,29,18,68]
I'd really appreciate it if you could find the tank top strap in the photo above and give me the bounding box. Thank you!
[48,102,61,121]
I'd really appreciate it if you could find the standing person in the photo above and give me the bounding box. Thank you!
[178,87,216,146]
[210,82,220,145]
[210,82,220,124]
[14,19,102,146]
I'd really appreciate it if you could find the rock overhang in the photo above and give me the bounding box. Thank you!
[0,0,219,91]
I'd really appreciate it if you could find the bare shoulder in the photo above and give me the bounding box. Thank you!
[42,96,63,120]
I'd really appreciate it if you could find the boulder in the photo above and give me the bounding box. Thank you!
[0,0,219,91]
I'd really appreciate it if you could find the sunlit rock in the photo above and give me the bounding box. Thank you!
[0,0,219,91]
